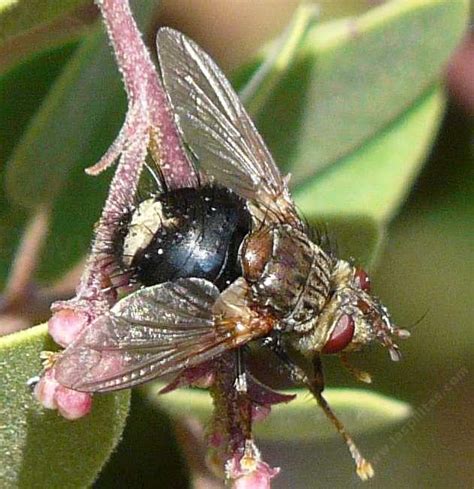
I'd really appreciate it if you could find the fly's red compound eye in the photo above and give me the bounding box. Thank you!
[322,314,355,353]
[354,267,371,292]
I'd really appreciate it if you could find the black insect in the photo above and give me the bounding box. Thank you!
[54,28,409,479]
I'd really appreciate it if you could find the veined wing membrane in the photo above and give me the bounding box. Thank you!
[157,28,302,228]
[55,279,231,392]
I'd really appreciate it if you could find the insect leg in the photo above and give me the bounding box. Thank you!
[339,353,372,384]
[265,336,374,480]
[234,347,248,393]
[264,332,310,385]
[311,356,374,481]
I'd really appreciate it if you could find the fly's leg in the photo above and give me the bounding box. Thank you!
[339,352,372,384]
[311,356,374,481]
[264,332,310,385]
[234,347,248,393]
[266,334,374,481]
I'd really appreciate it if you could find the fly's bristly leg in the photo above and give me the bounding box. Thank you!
[311,356,374,481]
[264,332,310,386]
[339,353,372,384]
[235,348,248,393]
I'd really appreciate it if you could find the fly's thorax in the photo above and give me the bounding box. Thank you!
[290,259,371,355]
[287,259,339,354]
[241,224,333,323]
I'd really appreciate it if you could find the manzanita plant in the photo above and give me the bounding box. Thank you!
[0,0,469,488]
[32,1,306,484]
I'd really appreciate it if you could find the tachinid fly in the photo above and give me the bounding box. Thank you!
[53,27,409,479]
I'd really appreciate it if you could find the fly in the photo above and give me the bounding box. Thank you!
[52,27,409,479]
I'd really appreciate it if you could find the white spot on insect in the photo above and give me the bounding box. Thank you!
[122,198,177,266]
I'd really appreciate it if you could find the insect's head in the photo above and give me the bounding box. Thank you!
[319,260,410,360]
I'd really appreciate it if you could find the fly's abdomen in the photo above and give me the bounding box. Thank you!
[242,224,333,324]
[115,185,251,291]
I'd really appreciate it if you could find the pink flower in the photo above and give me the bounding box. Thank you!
[55,385,93,420]
[226,439,280,489]
[34,367,92,420]
[48,309,88,348]
[233,463,280,489]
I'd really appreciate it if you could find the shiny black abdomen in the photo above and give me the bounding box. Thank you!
[129,185,251,291]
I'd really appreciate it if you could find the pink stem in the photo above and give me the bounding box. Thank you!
[70,0,198,305]
[96,0,196,187]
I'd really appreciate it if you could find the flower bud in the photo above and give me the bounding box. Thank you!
[48,309,89,347]
[56,385,93,420]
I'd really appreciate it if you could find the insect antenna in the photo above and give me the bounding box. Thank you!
[405,309,429,332]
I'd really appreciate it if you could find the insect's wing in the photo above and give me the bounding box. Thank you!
[54,279,231,392]
[156,28,303,228]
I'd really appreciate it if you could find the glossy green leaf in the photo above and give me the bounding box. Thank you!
[0,0,87,45]
[0,324,130,488]
[295,87,445,266]
[144,383,411,442]
[253,0,468,183]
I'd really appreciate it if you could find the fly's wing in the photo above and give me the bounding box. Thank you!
[156,27,304,229]
[54,278,233,392]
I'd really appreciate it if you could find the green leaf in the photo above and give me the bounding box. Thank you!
[252,0,468,183]
[5,25,125,210]
[294,87,445,266]
[296,88,444,223]
[0,324,130,488]
[0,42,77,285]
[144,384,411,442]
[235,0,467,265]
[316,0,372,20]
[0,0,87,45]
[0,42,77,164]
[239,3,319,116]
[4,1,156,282]
[3,24,123,282]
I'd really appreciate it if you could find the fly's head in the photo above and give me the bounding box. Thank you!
[315,260,410,361]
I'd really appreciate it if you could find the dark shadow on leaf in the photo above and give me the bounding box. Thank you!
[305,214,382,269]
[95,390,189,489]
